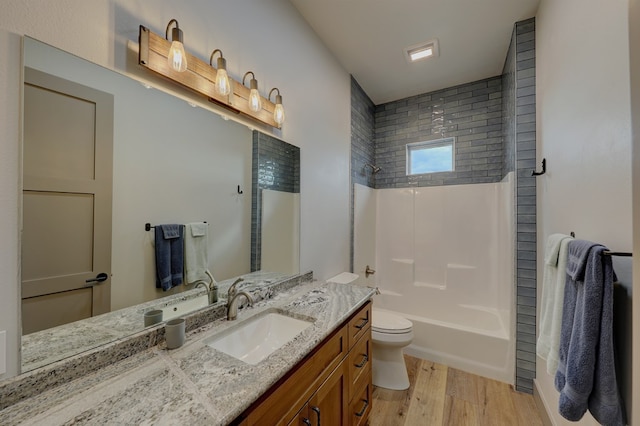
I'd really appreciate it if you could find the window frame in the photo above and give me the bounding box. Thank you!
[406,137,456,176]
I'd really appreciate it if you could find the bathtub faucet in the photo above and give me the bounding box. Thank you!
[365,265,376,278]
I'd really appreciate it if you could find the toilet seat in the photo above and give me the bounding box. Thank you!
[372,309,413,334]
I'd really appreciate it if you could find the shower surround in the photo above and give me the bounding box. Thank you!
[354,178,515,383]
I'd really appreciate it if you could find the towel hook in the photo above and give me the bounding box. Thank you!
[237,185,243,194]
[532,158,546,176]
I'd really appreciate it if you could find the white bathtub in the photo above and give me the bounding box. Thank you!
[375,289,514,383]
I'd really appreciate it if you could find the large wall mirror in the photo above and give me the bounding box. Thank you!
[18,37,300,374]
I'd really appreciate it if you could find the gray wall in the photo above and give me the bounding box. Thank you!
[374,77,503,188]
[502,29,516,177]
[350,77,376,271]
[507,17,538,393]
[251,131,300,272]
[351,77,376,188]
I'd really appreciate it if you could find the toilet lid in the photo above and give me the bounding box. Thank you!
[372,310,413,334]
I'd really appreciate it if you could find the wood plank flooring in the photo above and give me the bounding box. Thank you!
[369,355,543,426]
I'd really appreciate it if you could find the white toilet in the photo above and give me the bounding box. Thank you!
[327,272,414,390]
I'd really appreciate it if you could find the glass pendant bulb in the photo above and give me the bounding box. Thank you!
[210,50,231,96]
[166,20,187,73]
[215,66,231,96]
[245,74,262,112]
[274,102,285,125]
[168,40,187,72]
[248,88,262,112]
[269,88,285,126]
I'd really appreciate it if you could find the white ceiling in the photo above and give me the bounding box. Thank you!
[289,0,540,105]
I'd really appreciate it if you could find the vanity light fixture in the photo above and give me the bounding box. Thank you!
[210,49,231,96]
[269,88,285,125]
[242,72,262,112]
[165,19,187,72]
[139,24,283,128]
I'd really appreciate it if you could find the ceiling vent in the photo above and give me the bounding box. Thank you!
[404,39,439,63]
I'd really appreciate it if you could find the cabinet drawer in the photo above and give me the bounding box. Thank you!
[347,302,371,349]
[348,329,371,401]
[243,326,348,425]
[349,377,372,426]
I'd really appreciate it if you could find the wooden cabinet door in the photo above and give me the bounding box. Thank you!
[308,360,348,426]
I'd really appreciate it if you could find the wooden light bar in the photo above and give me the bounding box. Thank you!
[138,25,280,128]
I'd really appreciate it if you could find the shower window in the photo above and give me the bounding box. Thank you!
[406,137,455,175]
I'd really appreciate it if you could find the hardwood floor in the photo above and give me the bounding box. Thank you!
[369,355,543,426]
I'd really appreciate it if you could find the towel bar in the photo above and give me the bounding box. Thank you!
[145,222,207,231]
[603,251,632,257]
[568,232,631,257]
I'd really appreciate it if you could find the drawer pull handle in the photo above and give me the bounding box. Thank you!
[302,418,311,426]
[311,406,321,425]
[354,354,368,368]
[354,318,368,329]
[355,399,369,417]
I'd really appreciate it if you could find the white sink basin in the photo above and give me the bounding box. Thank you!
[205,310,313,365]
[158,293,209,322]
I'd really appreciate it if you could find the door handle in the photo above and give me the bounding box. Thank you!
[85,272,109,286]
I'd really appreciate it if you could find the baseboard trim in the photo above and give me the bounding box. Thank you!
[533,379,554,426]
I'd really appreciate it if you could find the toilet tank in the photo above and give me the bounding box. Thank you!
[326,272,359,285]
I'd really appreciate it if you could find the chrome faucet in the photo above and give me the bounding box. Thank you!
[194,271,218,304]
[227,277,254,320]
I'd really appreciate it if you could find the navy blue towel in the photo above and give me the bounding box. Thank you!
[555,240,625,425]
[155,224,184,291]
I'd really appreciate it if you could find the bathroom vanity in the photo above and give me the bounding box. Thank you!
[0,278,375,425]
[235,301,372,425]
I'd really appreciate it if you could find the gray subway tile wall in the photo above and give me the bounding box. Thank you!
[250,131,301,272]
[502,27,516,177]
[350,18,536,393]
[350,77,376,271]
[351,77,376,188]
[511,17,537,393]
[374,76,503,188]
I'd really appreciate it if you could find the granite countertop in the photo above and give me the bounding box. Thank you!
[0,281,375,425]
[21,270,295,373]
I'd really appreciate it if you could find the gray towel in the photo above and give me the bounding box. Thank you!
[155,224,184,291]
[588,247,625,425]
[555,240,625,425]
